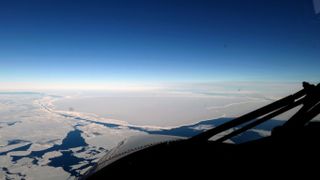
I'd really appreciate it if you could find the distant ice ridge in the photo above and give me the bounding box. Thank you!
[51,91,272,127]
[37,95,168,131]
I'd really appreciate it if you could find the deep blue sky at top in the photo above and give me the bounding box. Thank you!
[0,0,319,85]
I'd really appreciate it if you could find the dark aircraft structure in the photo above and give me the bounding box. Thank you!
[80,82,320,179]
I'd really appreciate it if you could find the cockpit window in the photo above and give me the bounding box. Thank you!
[0,1,319,179]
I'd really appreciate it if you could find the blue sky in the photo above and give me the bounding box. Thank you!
[0,0,319,89]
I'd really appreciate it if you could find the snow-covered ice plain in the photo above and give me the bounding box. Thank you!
[1,87,314,179]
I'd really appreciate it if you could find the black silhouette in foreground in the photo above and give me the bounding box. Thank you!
[81,82,320,179]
